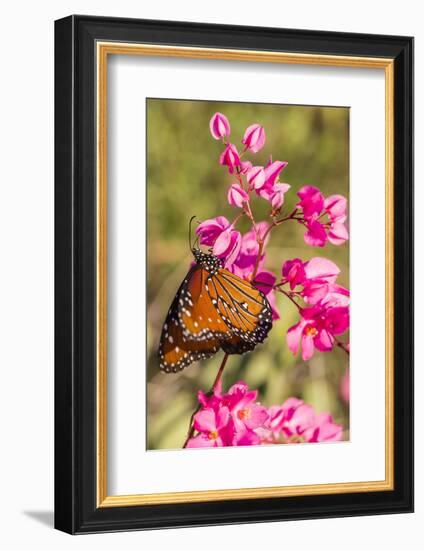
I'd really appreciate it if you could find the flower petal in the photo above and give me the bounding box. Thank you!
[286,321,304,355]
[304,220,327,247]
[186,434,216,448]
[301,332,315,361]
[304,257,340,282]
[328,222,349,245]
[254,270,276,295]
[193,409,216,433]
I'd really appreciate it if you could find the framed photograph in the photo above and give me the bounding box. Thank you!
[54,15,414,534]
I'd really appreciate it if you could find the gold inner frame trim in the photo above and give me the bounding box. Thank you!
[96,42,394,508]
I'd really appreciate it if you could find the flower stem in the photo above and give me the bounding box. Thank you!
[230,211,245,228]
[212,353,229,391]
[335,339,350,356]
[275,287,302,310]
[273,208,301,226]
[250,208,300,281]
[182,353,230,448]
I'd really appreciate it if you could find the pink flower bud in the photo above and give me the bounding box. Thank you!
[242,124,266,153]
[227,183,249,208]
[246,166,266,190]
[239,160,252,174]
[209,112,230,140]
[270,183,291,209]
[282,258,306,290]
[219,143,241,174]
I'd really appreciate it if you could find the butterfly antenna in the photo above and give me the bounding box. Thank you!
[188,215,197,251]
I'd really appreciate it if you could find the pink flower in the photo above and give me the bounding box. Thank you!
[323,306,350,335]
[225,382,269,430]
[209,112,230,140]
[281,257,349,322]
[325,195,349,244]
[303,413,343,442]
[187,382,344,448]
[246,166,266,190]
[223,382,269,444]
[328,222,349,245]
[258,182,291,209]
[264,404,290,436]
[186,407,234,447]
[297,185,325,219]
[227,183,249,208]
[263,160,288,187]
[214,227,242,266]
[301,257,341,304]
[281,256,347,305]
[219,143,241,174]
[198,387,223,410]
[297,187,349,247]
[242,124,266,153]
[282,258,306,290]
[286,304,350,361]
[261,398,343,444]
[320,283,350,307]
[325,194,347,223]
[252,160,289,207]
[196,216,230,246]
[282,401,317,439]
[303,257,340,282]
[270,183,291,209]
[196,216,241,266]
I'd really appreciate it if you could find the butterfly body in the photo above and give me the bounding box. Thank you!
[158,248,272,373]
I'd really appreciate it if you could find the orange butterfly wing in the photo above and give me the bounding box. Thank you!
[158,292,220,373]
[158,255,273,371]
[178,266,232,342]
[206,268,272,347]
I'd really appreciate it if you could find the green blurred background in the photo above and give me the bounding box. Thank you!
[146,98,349,450]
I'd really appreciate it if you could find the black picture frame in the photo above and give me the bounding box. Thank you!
[55,14,414,534]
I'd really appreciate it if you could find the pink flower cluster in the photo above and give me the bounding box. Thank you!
[186,381,343,448]
[297,186,349,247]
[281,257,350,360]
[209,112,291,213]
[181,113,350,450]
[200,112,350,356]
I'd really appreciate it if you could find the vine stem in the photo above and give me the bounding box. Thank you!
[250,207,299,281]
[335,339,350,356]
[275,288,302,310]
[182,353,229,448]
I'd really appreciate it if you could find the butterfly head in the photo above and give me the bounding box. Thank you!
[192,248,223,274]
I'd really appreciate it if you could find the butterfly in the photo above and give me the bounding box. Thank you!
[158,223,273,373]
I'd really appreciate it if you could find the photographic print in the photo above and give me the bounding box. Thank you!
[147,99,350,450]
[55,17,413,533]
